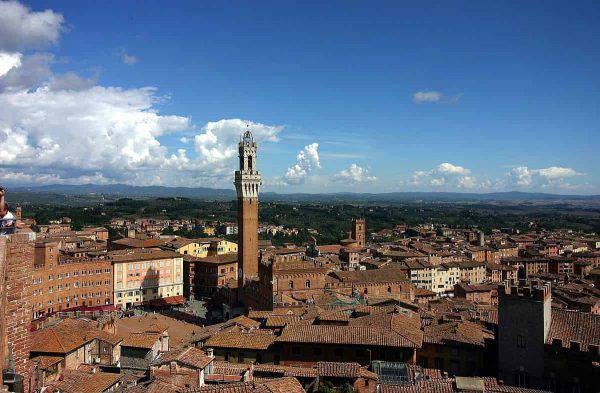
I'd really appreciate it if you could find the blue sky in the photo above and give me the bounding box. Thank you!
[0,1,599,193]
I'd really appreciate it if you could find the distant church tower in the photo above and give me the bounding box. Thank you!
[235,128,261,284]
[351,218,366,247]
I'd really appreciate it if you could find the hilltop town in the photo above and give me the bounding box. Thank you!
[1,131,599,393]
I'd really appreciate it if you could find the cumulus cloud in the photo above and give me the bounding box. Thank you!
[508,166,582,189]
[406,162,482,189]
[0,0,65,52]
[0,52,54,91]
[267,143,321,186]
[122,53,138,65]
[194,119,282,166]
[0,85,191,179]
[0,2,284,187]
[334,163,376,184]
[434,162,470,175]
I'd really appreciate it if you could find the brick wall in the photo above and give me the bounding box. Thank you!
[1,233,35,392]
[0,236,6,390]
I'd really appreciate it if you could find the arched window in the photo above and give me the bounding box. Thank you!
[387,286,392,293]
[289,281,294,289]
[248,156,253,171]
[364,288,368,294]
[305,280,311,288]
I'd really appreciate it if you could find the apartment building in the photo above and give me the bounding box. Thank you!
[111,249,184,309]
[162,237,237,258]
[31,240,113,320]
[403,261,460,295]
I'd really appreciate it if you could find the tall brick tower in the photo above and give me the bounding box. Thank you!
[497,280,551,388]
[351,218,366,247]
[235,128,261,285]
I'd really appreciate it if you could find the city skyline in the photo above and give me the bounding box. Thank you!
[0,1,599,194]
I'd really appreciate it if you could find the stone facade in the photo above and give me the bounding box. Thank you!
[497,281,551,388]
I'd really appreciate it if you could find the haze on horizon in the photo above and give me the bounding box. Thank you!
[0,0,598,194]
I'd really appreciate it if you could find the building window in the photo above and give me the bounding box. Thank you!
[289,281,294,289]
[517,335,526,349]
[305,280,311,289]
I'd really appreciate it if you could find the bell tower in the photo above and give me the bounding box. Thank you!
[235,127,261,284]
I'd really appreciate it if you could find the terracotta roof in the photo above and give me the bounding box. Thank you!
[317,309,350,322]
[205,330,276,350]
[198,252,238,264]
[108,249,180,263]
[265,315,305,328]
[47,369,121,393]
[423,320,494,347]
[380,380,454,393]
[259,377,306,393]
[380,378,549,393]
[153,347,213,369]
[30,355,63,369]
[115,314,206,349]
[349,309,423,347]
[277,324,421,348]
[111,238,167,248]
[31,319,122,355]
[316,362,361,378]
[226,315,262,329]
[122,332,162,349]
[253,364,318,378]
[191,377,305,393]
[330,268,409,284]
[546,309,600,351]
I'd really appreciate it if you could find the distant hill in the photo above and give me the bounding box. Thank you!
[12,184,235,199]
[9,184,600,204]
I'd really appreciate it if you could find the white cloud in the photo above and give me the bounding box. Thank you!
[122,53,138,65]
[508,166,582,189]
[0,52,22,77]
[334,163,376,184]
[0,52,53,91]
[413,91,442,103]
[0,2,286,188]
[272,143,321,186]
[0,0,65,52]
[434,162,470,176]
[406,162,481,189]
[194,119,282,166]
[537,166,581,179]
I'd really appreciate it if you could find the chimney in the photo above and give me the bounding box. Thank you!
[552,338,562,348]
[570,341,581,352]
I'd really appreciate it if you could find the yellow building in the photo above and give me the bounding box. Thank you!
[203,226,216,236]
[110,249,184,309]
[162,237,237,258]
